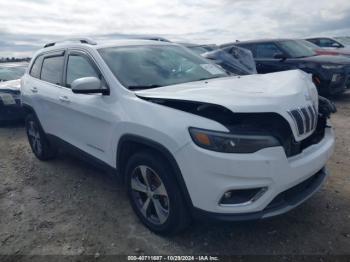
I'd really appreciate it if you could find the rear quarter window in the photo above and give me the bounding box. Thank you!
[30,55,44,78]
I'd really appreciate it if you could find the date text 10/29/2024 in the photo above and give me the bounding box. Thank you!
[127,256,220,261]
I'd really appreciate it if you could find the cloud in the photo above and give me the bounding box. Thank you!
[0,0,350,57]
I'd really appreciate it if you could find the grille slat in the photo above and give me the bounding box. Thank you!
[289,110,304,135]
[288,105,318,136]
[308,106,317,130]
[301,108,311,133]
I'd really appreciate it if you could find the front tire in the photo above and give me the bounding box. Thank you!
[25,114,57,161]
[125,150,190,235]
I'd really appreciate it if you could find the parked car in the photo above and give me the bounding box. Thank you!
[0,63,27,122]
[301,40,350,57]
[21,38,335,235]
[203,45,257,75]
[225,39,350,96]
[305,37,350,49]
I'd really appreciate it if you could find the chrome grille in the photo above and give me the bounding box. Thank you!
[288,106,318,136]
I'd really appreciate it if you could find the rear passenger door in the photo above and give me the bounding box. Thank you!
[28,51,65,135]
[56,50,115,162]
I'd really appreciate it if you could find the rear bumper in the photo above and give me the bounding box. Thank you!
[192,167,328,221]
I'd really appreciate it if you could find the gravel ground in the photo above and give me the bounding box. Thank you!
[0,92,350,257]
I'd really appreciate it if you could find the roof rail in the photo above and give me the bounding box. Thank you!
[43,37,97,48]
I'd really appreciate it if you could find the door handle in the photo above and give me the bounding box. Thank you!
[30,87,38,93]
[58,96,70,103]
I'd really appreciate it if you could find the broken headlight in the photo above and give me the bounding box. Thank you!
[189,127,280,153]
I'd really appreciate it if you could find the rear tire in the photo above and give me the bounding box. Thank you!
[25,114,57,161]
[125,150,190,235]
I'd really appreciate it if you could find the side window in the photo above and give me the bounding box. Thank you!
[255,43,283,59]
[66,54,99,87]
[319,38,341,48]
[41,55,64,85]
[307,39,319,45]
[30,55,43,79]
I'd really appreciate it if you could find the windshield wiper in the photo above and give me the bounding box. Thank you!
[128,84,162,90]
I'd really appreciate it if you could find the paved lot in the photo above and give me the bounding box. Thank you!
[0,92,350,256]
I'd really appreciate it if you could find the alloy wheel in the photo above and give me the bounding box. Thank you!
[130,165,170,225]
[27,120,42,156]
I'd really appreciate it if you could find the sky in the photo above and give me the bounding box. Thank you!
[1,0,350,57]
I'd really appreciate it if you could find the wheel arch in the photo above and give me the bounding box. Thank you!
[21,103,46,133]
[22,103,36,116]
[117,134,193,210]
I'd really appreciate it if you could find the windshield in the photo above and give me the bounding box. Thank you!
[0,66,26,82]
[279,40,317,58]
[98,45,227,90]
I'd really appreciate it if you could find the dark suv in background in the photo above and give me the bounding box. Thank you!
[222,39,350,96]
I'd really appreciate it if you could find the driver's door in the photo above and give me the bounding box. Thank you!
[57,50,116,162]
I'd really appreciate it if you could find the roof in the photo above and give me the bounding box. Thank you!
[96,39,176,49]
[305,37,336,40]
[222,38,293,47]
[221,39,302,48]
[177,42,215,47]
[38,38,177,54]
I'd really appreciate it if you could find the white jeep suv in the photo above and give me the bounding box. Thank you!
[21,38,335,235]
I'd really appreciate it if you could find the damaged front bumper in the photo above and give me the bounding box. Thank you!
[176,127,334,218]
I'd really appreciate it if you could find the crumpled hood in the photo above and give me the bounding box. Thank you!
[135,69,317,113]
[0,79,21,92]
[136,70,318,141]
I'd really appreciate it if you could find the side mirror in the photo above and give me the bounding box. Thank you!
[71,77,109,95]
[274,53,287,60]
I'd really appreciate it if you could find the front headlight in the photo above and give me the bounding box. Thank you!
[321,64,344,69]
[189,127,280,153]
